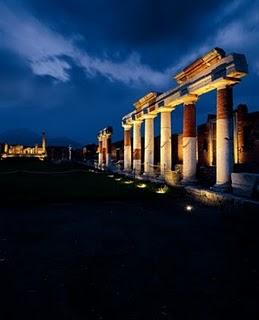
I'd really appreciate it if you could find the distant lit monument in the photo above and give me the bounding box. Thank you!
[97,127,113,168]
[1,132,47,160]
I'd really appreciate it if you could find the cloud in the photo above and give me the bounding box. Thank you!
[0,2,168,87]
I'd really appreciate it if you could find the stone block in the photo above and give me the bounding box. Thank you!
[232,172,259,197]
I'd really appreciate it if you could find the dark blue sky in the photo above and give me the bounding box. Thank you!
[0,0,259,144]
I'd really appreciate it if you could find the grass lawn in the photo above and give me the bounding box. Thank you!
[0,159,184,204]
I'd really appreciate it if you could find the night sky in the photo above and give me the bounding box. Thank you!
[0,0,259,144]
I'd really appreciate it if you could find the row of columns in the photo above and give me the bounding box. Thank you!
[123,86,234,189]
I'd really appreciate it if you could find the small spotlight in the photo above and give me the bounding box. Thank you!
[107,174,114,178]
[137,183,146,189]
[186,205,193,212]
[124,180,134,184]
[155,185,168,194]
[115,177,122,181]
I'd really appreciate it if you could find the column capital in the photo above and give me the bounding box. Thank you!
[122,123,132,130]
[182,94,198,105]
[143,114,157,120]
[132,119,143,125]
[159,106,174,113]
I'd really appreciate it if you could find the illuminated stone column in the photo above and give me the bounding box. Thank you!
[215,85,234,190]
[182,96,198,183]
[144,115,156,175]
[133,120,142,174]
[106,133,112,167]
[98,136,103,167]
[236,104,248,164]
[102,134,106,167]
[123,124,132,171]
[160,109,172,176]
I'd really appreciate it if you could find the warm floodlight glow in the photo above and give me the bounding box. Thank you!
[137,183,147,189]
[115,177,122,181]
[186,205,193,212]
[124,180,134,184]
[155,185,168,194]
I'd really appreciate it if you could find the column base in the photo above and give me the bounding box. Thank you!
[181,177,197,186]
[211,182,232,193]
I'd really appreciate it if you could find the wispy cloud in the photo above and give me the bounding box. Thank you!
[0,3,168,87]
[166,0,259,78]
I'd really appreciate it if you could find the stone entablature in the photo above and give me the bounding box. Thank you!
[122,48,248,126]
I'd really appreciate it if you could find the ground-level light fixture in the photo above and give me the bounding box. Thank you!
[115,177,122,181]
[155,185,168,194]
[124,180,134,184]
[137,183,147,189]
[107,174,114,178]
[186,205,193,212]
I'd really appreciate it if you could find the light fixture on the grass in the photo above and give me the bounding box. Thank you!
[186,205,193,212]
[124,180,134,184]
[107,174,114,178]
[115,177,122,181]
[155,185,168,194]
[137,183,147,189]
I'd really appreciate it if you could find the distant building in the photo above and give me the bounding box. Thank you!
[1,132,47,160]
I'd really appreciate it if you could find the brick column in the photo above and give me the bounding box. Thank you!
[215,86,234,190]
[123,124,132,171]
[144,115,156,175]
[182,98,197,183]
[160,110,172,176]
[133,120,142,174]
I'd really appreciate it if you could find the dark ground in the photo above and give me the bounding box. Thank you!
[0,160,259,319]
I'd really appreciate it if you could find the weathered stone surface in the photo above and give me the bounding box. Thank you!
[232,172,259,197]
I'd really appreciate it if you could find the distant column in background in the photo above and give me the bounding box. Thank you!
[98,136,103,167]
[106,133,112,167]
[123,124,132,171]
